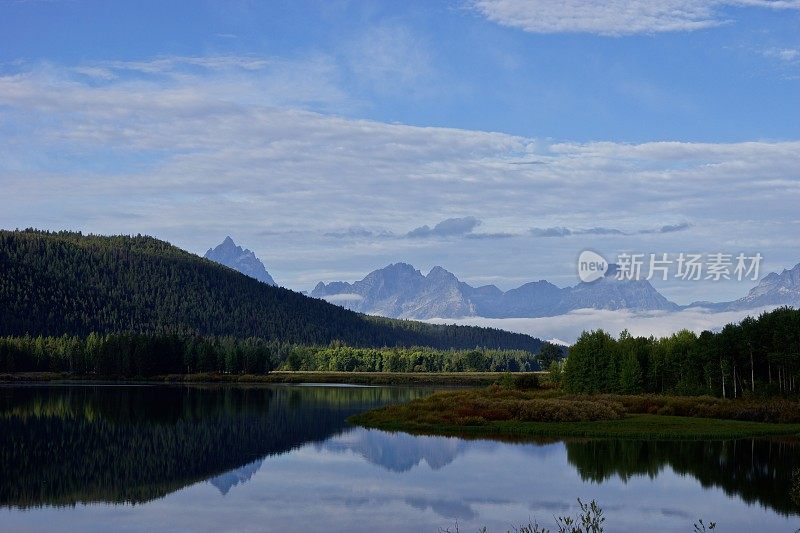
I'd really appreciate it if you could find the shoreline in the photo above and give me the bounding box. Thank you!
[0,371,546,387]
[350,412,800,440]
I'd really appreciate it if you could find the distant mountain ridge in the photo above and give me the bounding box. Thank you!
[691,263,800,312]
[312,263,679,319]
[205,236,276,286]
[313,261,800,319]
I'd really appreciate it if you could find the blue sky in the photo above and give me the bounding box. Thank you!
[1,0,799,310]
[3,0,799,141]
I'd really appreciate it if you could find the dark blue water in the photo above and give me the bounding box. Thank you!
[1,384,798,532]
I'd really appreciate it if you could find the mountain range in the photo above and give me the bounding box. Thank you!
[691,263,800,312]
[199,237,800,320]
[312,261,800,320]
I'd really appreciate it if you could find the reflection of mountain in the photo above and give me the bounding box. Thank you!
[322,429,476,472]
[565,439,800,516]
[0,385,430,508]
[208,459,263,495]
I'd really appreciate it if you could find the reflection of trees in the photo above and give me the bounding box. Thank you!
[565,438,800,516]
[0,385,430,508]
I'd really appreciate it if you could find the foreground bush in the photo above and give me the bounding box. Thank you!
[586,394,800,424]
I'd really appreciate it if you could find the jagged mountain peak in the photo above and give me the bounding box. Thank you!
[427,265,458,280]
[204,237,277,286]
[721,261,800,310]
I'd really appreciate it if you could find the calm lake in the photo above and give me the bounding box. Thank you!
[1,384,798,532]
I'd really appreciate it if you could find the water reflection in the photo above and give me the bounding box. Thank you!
[320,430,471,472]
[565,439,800,516]
[0,384,432,507]
[0,384,798,532]
[208,460,263,495]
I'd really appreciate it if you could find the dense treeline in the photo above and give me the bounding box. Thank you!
[0,333,540,376]
[0,230,540,352]
[280,344,539,372]
[563,307,800,397]
[0,333,279,375]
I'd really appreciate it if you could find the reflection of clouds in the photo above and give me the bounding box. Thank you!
[405,496,477,520]
[529,499,571,513]
[338,490,514,522]
[653,507,694,519]
[337,489,515,522]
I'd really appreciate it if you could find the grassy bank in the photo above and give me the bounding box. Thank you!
[349,386,800,440]
[0,371,546,387]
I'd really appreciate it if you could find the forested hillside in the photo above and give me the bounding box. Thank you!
[0,230,540,351]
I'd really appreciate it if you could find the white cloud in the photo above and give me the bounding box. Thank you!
[344,24,435,96]
[321,293,364,303]
[407,217,482,238]
[427,306,780,343]
[0,58,799,295]
[528,223,692,237]
[471,0,800,36]
[764,47,800,62]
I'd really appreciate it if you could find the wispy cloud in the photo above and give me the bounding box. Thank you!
[471,0,800,36]
[325,218,515,241]
[530,226,574,238]
[640,222,694,234]
[428,306,780,344]
[465,232,517,240]
[1,58,799,295]
[407,217,482,238]
[320,293,364,303]
[530,223,692,237]
[763,47,800,62]
[343,24,435,96]
[324,227,395,239]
